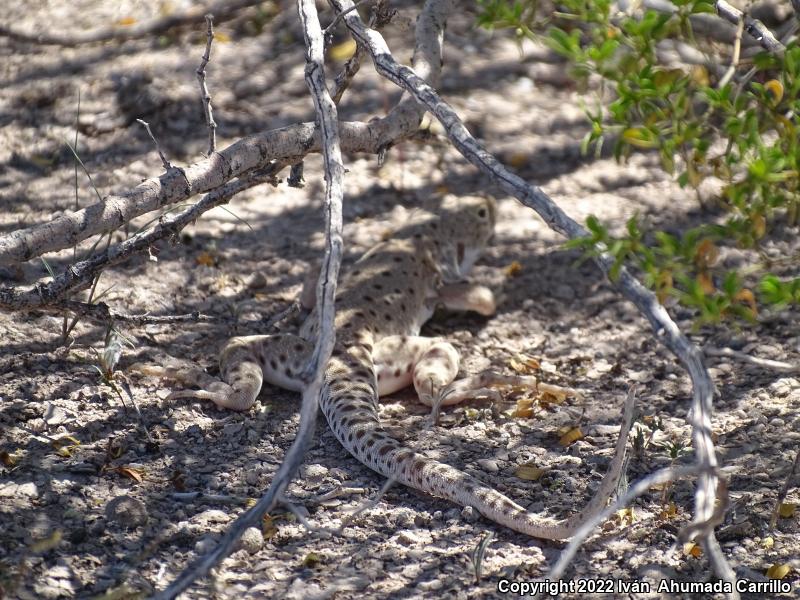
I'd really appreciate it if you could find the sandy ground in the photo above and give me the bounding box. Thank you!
[0,1,798,598]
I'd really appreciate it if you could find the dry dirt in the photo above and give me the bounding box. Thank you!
[1,2,799,599]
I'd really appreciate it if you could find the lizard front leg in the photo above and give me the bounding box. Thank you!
[435,282,496,316]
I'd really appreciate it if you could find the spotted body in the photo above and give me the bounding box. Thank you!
[164,196,633,539]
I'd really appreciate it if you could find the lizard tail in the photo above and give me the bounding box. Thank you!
[322,345,636,540]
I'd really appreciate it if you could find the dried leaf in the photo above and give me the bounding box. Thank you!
[512,397,534,419]
[515,462,546,481]
[115,17,137,26]
[463,407,480,420]
[329,39,356,61]
[509,355,540,374]
[778,502,796,518]
[734,288,757,315]
[213,31,231,43]
[262,514,279,540]
[1,450,18,467]
[696,272,715,294]
[170,470,186,492]
[51,436,80,457]
[558,427,583,447]
[537,384,572,404]
[116,466,145,483]
[655,270,673,303]
[504,261,523,277]
[30,154,57,169]
[658,501,678,520]
[615,507,635,525]
[195,252,216,267]
[690,65,709,86]
[683,542,702,557]
[694,239,719,268]
[507,152,528,168]
[764,79,784,105]
[765,563,791,579]
[91,582,141,599]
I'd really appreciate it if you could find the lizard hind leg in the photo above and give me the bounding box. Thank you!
[168,334,311,411]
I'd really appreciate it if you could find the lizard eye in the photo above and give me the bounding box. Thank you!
[477,208,487,218]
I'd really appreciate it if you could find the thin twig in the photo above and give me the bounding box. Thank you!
[151,1,345,596]
[770,447,800,529]
[323,0,371,36]
[262,301,301,330]
[287,162,305,188]
[715,0,785,56]
[137,119,173,171]
[339,476,397,530]
[116,378,155,444]
[312,486,368,503]
[548,464,714,580]
[57,300,215,325]
[330,0,394,105]
[705,346,800,373]
[196,14,217,156]
[171,492,246,505]
[718,17,744,89]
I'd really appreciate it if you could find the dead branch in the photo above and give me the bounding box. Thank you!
[330,0,395,105]
[196,14,218,156]
[705,346,800,373]
[634,0,788,54]
[0,163,287,311]
[331,0,735,589]
[136,119,173,171]
[151,2,345,598]
[0,0,262,47]
[715,0,786,55]
[0,115,424,268]
[55,300,214,326]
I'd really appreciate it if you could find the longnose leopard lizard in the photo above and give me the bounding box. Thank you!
[147,196,634,539]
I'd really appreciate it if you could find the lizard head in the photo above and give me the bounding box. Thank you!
[436,195,496,280]
[393,195,497,282]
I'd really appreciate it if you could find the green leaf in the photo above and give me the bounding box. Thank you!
[622,127,659,148]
